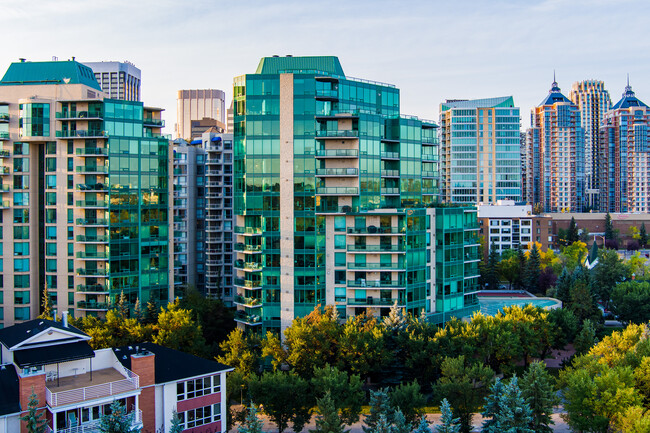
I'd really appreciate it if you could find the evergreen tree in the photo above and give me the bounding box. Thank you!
[390,381,426,426]
[98,400,139,433]
[239,403,263,433]
[520,361,558,433]
[168,410,183,433]
[481,377,533,433]
[573,319,597,355]
[311,364,364,425]
[435,399,461,433]
[414,416,432,433]
[310,392,348,433]
[641,223,648,248]
[145,300,159,324]
[568,217,579,244]
[363,389,393,433]
[383,302,407,332]
[391,409,411,433]
[524,244,541,294]
[514,247,526,291]
[20,388,47,433]
[373,414,392,433]
[133,298,143,322]
[484,242,500,290]
[554,267,573,304]
[605,212,614,240]
[116,290,129,318]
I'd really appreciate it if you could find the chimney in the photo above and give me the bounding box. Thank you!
[52,309,57,321]
[62,312,68,328]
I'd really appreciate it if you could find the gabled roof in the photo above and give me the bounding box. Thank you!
[611,84,648,110]
[0,365,20,416]
[0,319,89,350]
[539,80,572,106]
[113,342,232,384]
[0,60,102,91]
[440,96,515,111]
[255,56,344,76]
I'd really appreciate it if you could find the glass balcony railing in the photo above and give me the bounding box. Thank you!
[347,245,405,252]
[381,169,399,177]
[77,284,108,293]
[347,226,405,235]
[315,168,358,176]
[233,278,263,289]
[76,301,109,310]
[234,311,262,325]
[76,252,108,259]
[76,235,109,243]
[234,295,262,307]
[0,167,9,174]
[381,187,400,195]
[143,117,165,127]
[56,110,103,119]
[347,262,405,270]
[381,151,399,159]
[316,130,358,138]
[0,132,9,139]
[316,187,358,195]
[0,113,9,122]
[0,150,11,157]
[56,130,108,138]
[76,148,108,156]
[234,244,263,253]
[234,226,263,235]
[76,200,108,208]
[76,166,108,173]
[347,298,405,306]
[315,149,358,157]
[76,268,109,276]
[347,280,405,288]
[76,218,109,226]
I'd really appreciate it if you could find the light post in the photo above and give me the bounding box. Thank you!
[240,384,244,406]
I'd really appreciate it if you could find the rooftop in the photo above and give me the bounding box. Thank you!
[611,83,648,110]
[255,56,345,76]
[538,80,572,106]
[0,60,102,91]
[0,365,19,416]
[440,96,515,111]
[0,319,88,350]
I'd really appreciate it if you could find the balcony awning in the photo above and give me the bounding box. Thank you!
[211,136,222,142]
[13,341,95,368]
[190,139,202,145]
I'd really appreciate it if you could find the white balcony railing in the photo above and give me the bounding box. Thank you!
[45,409,142,433]
[45,368,139,407]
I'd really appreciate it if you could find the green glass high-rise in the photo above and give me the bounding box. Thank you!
[233,56,479,332]
[0,59,171,326]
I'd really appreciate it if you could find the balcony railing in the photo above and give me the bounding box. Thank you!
[234,262,263,272]
[234,311,262,325]
[76,166,109,174]
[234,295,262,308]
[316,187,358,195]
[76,184,107,191]
[233,278,262,289]
[76,148,108,156]
[347,262,404,270]
[381,169,399,177]
[76,200,108,208]
[76,235,109,243]
[347,280,405,288]
[45,369,139,407]
[0,150,11,157]
[77,284,108,293]
[0,113,8,122]
[56,130,108,138]
[347,227,405,235]
[77,301,109,310]
[315,149,358,158]
[347,298,405,306]
[316,130,358,138]
[234,244,263,253]
[347,244,405,252]
[76,252,108,259]
[76,268,109,276]
[0,200,10,208]
[315,168,358,176]
[381,188,400,195]
[0,167,9,174]
[381,151,399,159]
[143,118,165,127]
[76,218,109,226]
[56,110,103,119]
[47,410,142,433]
[234,226,263,235]
[0,132,9,140]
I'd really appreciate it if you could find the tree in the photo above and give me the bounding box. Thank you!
[392,409,411,433]
[98,400,140,433]
[153,298,207,356]
[615,406,650,433]
[605,212,615,240]
[311,364,364,425]
[481,376,534,433]
[435,399,460,433]
[168,410,183,433]
[145,300,159,324]
[310,392,348,433]
[433,356,494,433]
[568,280,602,325]
[568,217,579,244]
[481,242,500,290]
[116,291,129,318]
[383,302,407,332]
[592,248,628,308]
[547,308,579,349]
[524,244,541,294]
[133,298,143,322]
[641,223,648,248]
[414,416,432,433]
[390,380,426,427]
[514,247,527,291]
[561,241,588,271]
[573,319,597,355]
[497,249,520,290]
[337,314,391,380]
[218,328,261,377]
[38,285,53,320]
[20,389,47,433]
[363,389,393,433]
[520,361,558,433]
[554,267,573,304]
[248,371,312,433]
[611,281,650,324]
[238,403,263,433]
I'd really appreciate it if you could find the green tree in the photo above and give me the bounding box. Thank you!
[433,356,495,433]
[311,364,364,425]
[615,406,650,433]
[20,389,47,433]
[238,403,263,433]
[554,268,573,304]
[168,410,183,433]
[310,392,348,433]
[561,241,588,271]
[514,247,527,291]
[611,281,650,325]
[547,307,579,349]
[414,416,432,433]
[98,400,140,433]
[435,399,460,433]
[338,313,391,380]
[218,328,261,377]
[524,244,541,294]
[248,371,312,433]
[481,242,500,290]
[392,409,411,433]
[363,389,393,433]
[641,223,648,248]
[605,212,615,240]
[38,285,53,320]
[573,319,597,355]
[481,376,533,433]
[520,361,558,433]
[497,249,520,290]
[568,217,579,244]
[569,280,602,325]
[390,380,426,427]
[592,248,628,308]
[153,298,207,356]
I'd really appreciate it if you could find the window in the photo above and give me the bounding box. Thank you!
[45,158,56,172]
[14,307,30,321]
[178,404,221,430]
[335,270,346,285]
[46,209,56,223]
[14,226,29,239]
[334,235,346,249]
[14,243,29,256]
[334,216,346,232]
[177,375,221,401]
[46,226,57,240]
[14,258,29,272]
[46,243,57,256]
[13,209,28,223]
[334,252,346,267]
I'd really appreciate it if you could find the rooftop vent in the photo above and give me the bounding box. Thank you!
[272,55,279,57]
[19,58,25,63]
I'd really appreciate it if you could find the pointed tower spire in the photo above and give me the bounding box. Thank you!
[623,73,635,98]
[550,70,560,93]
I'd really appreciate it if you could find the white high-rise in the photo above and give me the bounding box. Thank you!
[83,61,141,102]
[176,89,226,140]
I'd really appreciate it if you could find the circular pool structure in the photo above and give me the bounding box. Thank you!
[478,296,562,316]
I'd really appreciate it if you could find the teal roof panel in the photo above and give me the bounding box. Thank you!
[440,96,515,111]
[255,56,344,76]
[0,60,102,91]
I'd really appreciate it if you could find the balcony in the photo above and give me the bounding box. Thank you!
[76,184,107,192]
[56,130,108,138]
[316,187,358,195]
[381,187,400,195]
[77,301,110,310]
[0,200,10,208]
[0,113,8,123]
[316,130,358,139]
[234,261,263,272]
[0,132,9,140]
[422,152,438,161]
[347,280,405,288]
[233,278,263,289]
[315,168,358,177]
[0,167,9,175]
[234,311,262,326]
[381,169,399,177]
[347,227,405,235]
[315,149,358,158]
[77,284,108,293]
[234,244,263,253]
[381,151,399,159]
[234,226,263,235]
[0,150,11,157]
[48,410,142,433]
[0,184,9,192]
[45,367,139,407]
[76,200,108,208]
[234,295,262,308]
[76,268,109,277]
[76,218,109,226]
[76,148,108,156]
[76,235,109,243]
[347,298,405,307]
[315,89,338,100]
[347,244,405,253]
[76,166,109,174]
[56,110,103,120]
[315,204,358,214]
[76,252,108,259]
[143,117,165,127]
[347,262,405,270]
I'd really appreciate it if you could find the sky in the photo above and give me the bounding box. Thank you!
[2,0,649,132]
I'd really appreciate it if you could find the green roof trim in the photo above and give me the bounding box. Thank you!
[440,96,515,111]
[0,60,102,91]
[255,56,344,76]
